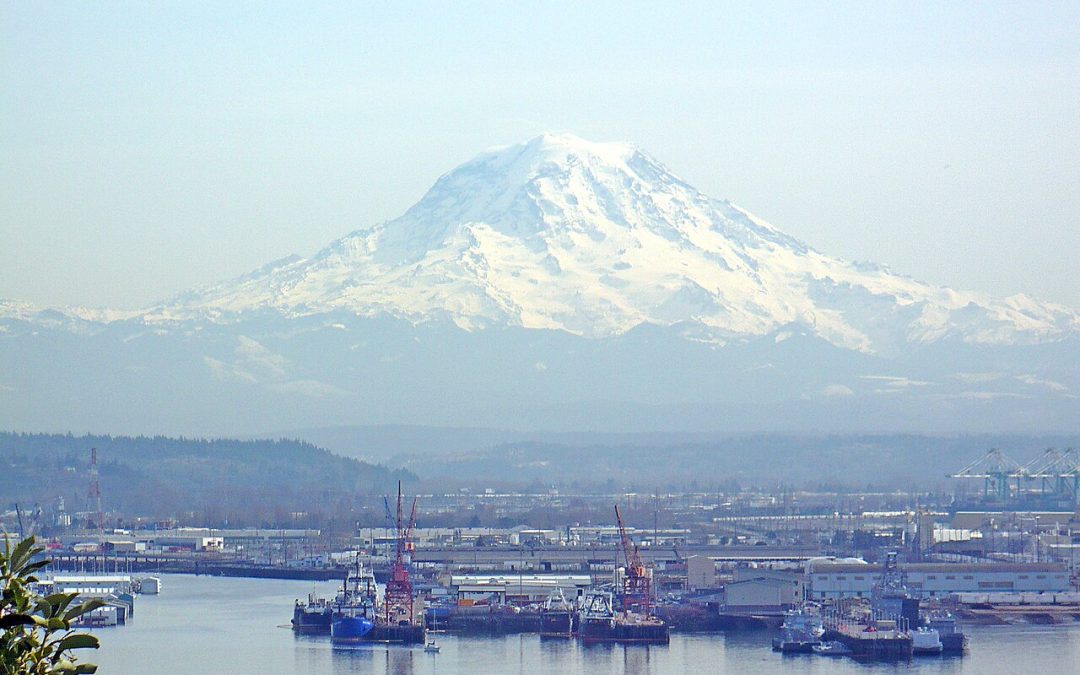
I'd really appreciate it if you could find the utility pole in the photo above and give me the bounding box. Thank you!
[87,448,104,573]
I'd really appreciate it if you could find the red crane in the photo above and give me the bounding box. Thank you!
[614,504,652,615]
[383,481,418,625]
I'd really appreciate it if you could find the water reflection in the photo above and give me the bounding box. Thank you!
[91,575,1080,675]
[384,646,415,675]
[621,644,652,675]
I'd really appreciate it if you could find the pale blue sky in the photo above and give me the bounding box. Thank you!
[3,1,1078,308]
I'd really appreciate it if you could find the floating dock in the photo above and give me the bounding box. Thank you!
[823,625,912,660]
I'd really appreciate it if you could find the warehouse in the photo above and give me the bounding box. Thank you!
[808,562,1069,599]
[450,574,592,605]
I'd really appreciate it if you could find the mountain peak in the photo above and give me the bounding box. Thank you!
[514,132,637,164]
[122,134,1080,351]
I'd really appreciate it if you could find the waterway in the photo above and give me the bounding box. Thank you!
[90,574,1080,673]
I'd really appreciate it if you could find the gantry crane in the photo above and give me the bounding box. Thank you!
[950,448,1023,502]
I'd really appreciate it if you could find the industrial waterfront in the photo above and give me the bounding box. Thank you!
[88,574,1080,674]
[9,446,1080,669]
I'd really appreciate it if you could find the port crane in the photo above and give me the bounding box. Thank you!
[951,447,1080,506]
[614,504,652,615]
[949,448,1024,502]
[384,481,418,625]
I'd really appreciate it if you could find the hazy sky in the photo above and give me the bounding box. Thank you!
[3,2,1078,309]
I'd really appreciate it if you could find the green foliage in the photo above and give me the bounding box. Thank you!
[1,536,103,674]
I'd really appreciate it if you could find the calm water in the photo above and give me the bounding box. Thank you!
[89,575,1080,674]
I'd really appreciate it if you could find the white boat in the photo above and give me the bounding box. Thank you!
[912,627,942,654]
[811,640,853,656]
[424,639,440,653]
[772,607,825,652]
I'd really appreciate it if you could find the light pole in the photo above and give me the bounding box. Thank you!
[1035,516,1041,564]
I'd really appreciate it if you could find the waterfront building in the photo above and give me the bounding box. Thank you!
[808,562,1069,599]
[450,574,592,605]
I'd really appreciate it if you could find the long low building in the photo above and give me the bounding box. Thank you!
[449,574,592,605]
[809,562,1069,599]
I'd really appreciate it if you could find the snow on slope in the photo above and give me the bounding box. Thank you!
[76,133,1080,353]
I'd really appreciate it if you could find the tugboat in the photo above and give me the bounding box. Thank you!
[330,557,379,643]
[540,588,576,637]
[291,592,334,633]
[771,607,824,653]
[925,609,966,653]
[912,626,943,654]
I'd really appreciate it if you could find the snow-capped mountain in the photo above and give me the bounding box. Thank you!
[3,133,1078,436]
[144,132,1076,355]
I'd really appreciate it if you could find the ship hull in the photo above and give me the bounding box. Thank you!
[579,619,669,644]
[330,616,374,642]
[540,610,574,637]
[939,633,966,653]
[292,606,332,633]
[331,619,425,644]
[823,628,912,660]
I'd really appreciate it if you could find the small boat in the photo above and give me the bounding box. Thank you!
[912,627,943,655]
[812,640,853,656]
[772,607,824,653]
[292,593,334,633]
[925,610,966,653]
[424,639,440,653]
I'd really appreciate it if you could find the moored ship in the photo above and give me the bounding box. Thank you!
[912,626,943,654]
[925,610,966,653]
[577,590,669,644]
[574,505,670,645]
[330,557,379,643]
[292,593,333,633]
[771,606,824,653]
[336,481,426,645]
[540,588,575,637]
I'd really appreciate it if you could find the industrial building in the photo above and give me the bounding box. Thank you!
[722,576,802,615]
[686,555,719,590]
[808,562,1069,599]
[449,574,592,605]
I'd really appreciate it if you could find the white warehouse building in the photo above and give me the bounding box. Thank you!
[808,563,1069,599]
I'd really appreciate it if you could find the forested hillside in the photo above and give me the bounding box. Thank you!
[0,432,414,529]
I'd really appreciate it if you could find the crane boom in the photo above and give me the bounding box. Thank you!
[615,504,643,574]
[614,504,652,615]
